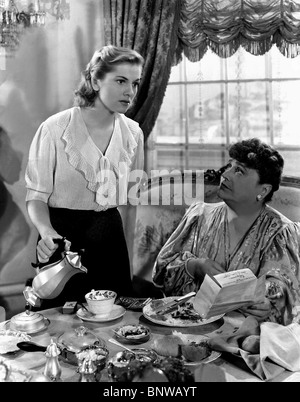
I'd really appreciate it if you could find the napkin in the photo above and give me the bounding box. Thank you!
[208,316,300,381]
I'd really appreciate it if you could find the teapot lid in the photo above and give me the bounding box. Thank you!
[57,326,105,353]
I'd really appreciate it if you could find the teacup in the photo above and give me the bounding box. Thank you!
[85,290,117,316]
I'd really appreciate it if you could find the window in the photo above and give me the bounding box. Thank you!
[146,47,300,176]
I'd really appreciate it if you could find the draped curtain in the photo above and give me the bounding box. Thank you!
[176,0,300,63]
[103,0,181,277]
[104,0,300,141]
[103,0,181,140]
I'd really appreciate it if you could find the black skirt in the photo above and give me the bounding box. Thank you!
[36,207,134,309]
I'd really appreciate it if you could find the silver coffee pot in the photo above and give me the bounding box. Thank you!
[24,239,87,308]
[10,239,87,334]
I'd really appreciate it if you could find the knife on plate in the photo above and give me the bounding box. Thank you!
[154,291,196,315]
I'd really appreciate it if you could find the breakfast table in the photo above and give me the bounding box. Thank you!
[1,306,300,383]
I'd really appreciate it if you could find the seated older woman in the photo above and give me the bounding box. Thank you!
[152,138,300,325]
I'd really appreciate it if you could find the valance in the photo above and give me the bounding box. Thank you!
[175,0,300,64]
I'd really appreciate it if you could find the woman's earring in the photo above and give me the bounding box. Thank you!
[256,194,262,201]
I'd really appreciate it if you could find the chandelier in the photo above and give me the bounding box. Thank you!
[0,0,69,52]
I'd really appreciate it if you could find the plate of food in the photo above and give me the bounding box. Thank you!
[150,332,221,366]
[143,297,224,327]
[0,330,31,354]
[113,323,151,344]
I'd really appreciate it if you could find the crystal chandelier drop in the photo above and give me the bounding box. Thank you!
[0,0,46,51]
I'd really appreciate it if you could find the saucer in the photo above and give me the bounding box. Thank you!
[76,305,126,323]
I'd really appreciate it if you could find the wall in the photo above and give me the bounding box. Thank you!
[0,0,105,317]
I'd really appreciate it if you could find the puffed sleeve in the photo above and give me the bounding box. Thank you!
[260,222,300,325]
[25,122,55,203]
[152,202,205,296]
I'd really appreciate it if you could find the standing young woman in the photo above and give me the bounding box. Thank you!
[25,45,144,308]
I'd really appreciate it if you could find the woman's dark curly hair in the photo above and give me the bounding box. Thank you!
[228,138,284,203]
[74,45,144,108]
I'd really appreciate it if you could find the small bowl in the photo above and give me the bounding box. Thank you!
[131,348,158,363]
[114,324,151,344]
[107,349,158,382]
[85,290,117,316]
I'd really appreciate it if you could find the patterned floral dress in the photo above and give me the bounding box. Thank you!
[153,202,300,325]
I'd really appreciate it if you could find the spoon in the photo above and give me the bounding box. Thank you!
[108,338,136,355]
[77,302,89,313]
[17,341,47,353]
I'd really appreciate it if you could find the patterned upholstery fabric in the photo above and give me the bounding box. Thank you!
[270,185,300,222]
[133,205,185,282]
[132,178,221,282]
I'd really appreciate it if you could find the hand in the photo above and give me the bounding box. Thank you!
[37,232,71,264]
[239,297,272,322]
[187,258,224,281]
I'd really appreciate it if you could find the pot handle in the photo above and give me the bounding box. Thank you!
[31,237,66,269]
[17,341,47,353]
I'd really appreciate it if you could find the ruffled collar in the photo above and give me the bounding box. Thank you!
[58,107,138,204]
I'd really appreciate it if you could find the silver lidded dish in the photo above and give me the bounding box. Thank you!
[57,326,108,366]
[10,310,49,334]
